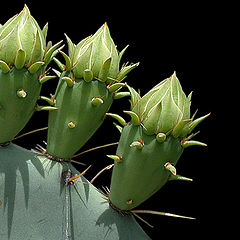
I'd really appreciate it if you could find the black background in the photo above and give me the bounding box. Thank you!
[1,1,224,239]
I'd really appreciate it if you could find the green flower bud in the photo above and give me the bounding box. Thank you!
[66,23,139,83]
[129,72,193,136]
[0,5,47,67]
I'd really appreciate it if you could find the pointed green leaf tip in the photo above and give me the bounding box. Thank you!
[65,23,138,83]
[188,112,211,134]
[169,174,193,181]
[106,154,122,163]
[123,111,140,125]
[181,140,207,148]
[0,5,47,67]
[105,113,126,127]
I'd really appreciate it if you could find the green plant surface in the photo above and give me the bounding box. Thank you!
[47,77,113,159]
[0,5,62,144]
[0,67,43,143]
[109,123,183,210]
[0,143,150,240]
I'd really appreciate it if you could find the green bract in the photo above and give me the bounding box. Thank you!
[0,5,47,67]
[65,23,139,83]
[128,72,209,137]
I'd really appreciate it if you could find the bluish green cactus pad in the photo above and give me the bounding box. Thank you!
[0,143,150,239]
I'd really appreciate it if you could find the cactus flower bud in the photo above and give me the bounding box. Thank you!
[0,5,62,143]
[66,23,139,83]
[109,73,210,211]
[129,72,191,136]
[0,5,47,67]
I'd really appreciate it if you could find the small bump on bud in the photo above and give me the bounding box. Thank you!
[164,162,177,175]
[126,200,133,205]
[68,121,76,129]
[130,138,144,150]
[17,89,27,98]
[83,69,93,82]
[91,97,104,106]
[156,133,166,143]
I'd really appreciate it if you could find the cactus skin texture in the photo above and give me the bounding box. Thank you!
[109,124,183,210]
[109,72,210,211]
[47,75,113,159]
[0,68,43,143]
[47,24,139,159]
[0,143,150,239]
[0,5,62,144]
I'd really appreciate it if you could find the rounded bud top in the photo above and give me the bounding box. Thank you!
[0,5,47,68]
[66,23,138,83]
[128,72,193,137]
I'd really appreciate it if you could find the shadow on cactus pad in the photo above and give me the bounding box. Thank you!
[0,144,150,239]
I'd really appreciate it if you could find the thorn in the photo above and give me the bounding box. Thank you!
[131,209,196,220]
[68,165,92,183]
[169,174,193,181]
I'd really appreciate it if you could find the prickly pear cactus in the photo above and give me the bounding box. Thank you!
[108,73,210,211]
[0,143,150,239]
[0,5,61,144]
[0,5,209,240]
[46,23,139,159]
